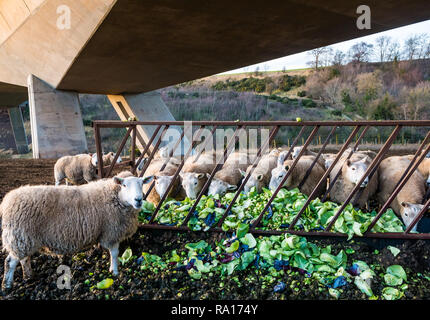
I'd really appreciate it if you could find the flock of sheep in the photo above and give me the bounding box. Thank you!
[0,145,429,290]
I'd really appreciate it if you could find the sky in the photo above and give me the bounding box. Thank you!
[221,19,430,74]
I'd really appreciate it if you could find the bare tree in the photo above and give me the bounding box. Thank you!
[375,36,392,62]
[307,47,330,70]
[332,50,346,66]
[403,34,427,60]
[321,47,334,67]
[387,40,402,61]
[348,42,374,63]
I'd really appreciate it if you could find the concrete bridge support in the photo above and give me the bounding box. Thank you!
[28,74,87,158]
[8,106,29,154]
[108,92,192,156]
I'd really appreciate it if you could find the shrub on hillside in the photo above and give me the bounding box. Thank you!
[302,99,317,108]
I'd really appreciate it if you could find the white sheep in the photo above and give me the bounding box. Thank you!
[0,174,153,289]
[54,152,122,186]
[54,154,98,186]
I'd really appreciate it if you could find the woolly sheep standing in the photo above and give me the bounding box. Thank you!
[329,153,378,209]
[377,156,426,231]
[0,174,153,290]
[54,154,98,186]
[208,152,255,196]
[269,154,326,198]
[240,149,280,193]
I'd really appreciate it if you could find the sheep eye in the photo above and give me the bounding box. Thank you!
[405,213,408,216]
[123,184,127,188]
[352,168,356,170]
[279,175,283,179]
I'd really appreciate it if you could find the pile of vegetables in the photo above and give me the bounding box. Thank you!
[104,230,409,300]
[139,187,405,239]
[131,187,412,299]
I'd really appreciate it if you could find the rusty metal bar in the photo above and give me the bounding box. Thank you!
[405,197,430,233]
[394,130,430,193]
[322,126,370,202]
[93,120,430,127]
[298,126,336,189]
[182,126,247,225]
[354,130,430,207]
[138,125,170,178]
[139,223,430,240]
[288,126,363,230]
[131,126,137,174]
[105,126,133,178]
[364,141,430,234]
[251,126,320,229]
[325,125,402,232]
[94,123,104,179]
[148,126,206,223]
[192,126,218,164]
[134,125,162,173]
[215,125,281,228]
[144,130,186,199]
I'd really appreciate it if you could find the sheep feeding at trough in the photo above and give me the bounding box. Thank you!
[180,151,219,199]
[0,174,153,289]
[328,153,378,209]
[207,152,256,196]
[269,155,326,199]
[240,149,280,193]
[377,156,426,231]
[138,158,185,206]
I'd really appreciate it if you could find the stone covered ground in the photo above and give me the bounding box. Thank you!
[0,159,430,300]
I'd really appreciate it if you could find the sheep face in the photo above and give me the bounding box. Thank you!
[154,175,175,198]
[291,147,302,159]
[114,176,153,209]
[240,170,265,193]
[91,153,98,167]
[343,157,370,188]
[269,165,292,191]
[180,172,206,199]
[400,202,424,232]
[208,178,237,197]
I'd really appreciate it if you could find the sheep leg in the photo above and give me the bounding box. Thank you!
[2,254,19,290]
[20,257,33,280]
[107,243,119,276]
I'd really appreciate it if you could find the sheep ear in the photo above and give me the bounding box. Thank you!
[196,173,205,180]
[113,177,123,185]
[141,176,154,184]
[206,173,211,179]
[239,169,246,176]
[227,184,237,191]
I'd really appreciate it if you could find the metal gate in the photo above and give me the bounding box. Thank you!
[93,120,430,240]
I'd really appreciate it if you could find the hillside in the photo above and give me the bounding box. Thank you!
[1,59,429,156]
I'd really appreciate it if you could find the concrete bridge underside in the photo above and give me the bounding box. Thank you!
[0,0,428,157]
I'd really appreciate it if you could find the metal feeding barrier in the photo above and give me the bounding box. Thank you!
[93,120,430,240]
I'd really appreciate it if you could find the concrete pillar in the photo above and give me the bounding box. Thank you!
[7,106,29,154]
[108,92,192,156]
[28,74,88,158]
